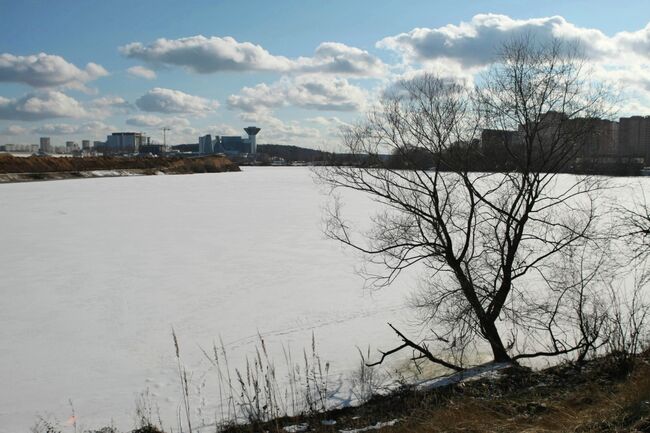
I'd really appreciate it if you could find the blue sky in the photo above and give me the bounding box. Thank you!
[1,0,650,148]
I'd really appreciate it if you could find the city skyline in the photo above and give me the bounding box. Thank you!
[2,0,650,149]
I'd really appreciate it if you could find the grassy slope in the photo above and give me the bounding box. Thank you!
[217,352,650,433]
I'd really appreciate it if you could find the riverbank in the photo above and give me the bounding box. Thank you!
[0,154,240,183]
[210,351,650,433]
[33,351,650,433]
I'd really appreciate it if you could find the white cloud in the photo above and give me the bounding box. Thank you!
[32,123,79,135]
[307,116,346,126]
[135,87,219,115]
[0,91,88,121]
[607,23,650,60]
[377,14,614,68]
[148,125,200,145]
[594,65,650,93]
[235,111,322,146]
[126,114,190,129]
[121,36,385,77]
[122,115,198,145]
[295,42,386,76]
[91,96,129,107]
[85,95,135,118]
[380,68,475,102]
[228,75,366,113]
[90,96,132,116]
[165,117,192,129]
[121,36,293,73]
[1,124,28,135]
[126,114,164,127]
[204,123,241,136]
[227,83,282,113]
[306,115,352,138]
[373,14,650,114]
[0,53,107,88]
[127,65,157,80]
[33,121,113,136]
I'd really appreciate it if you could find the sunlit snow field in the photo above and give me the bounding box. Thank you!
[0,167,648,433]
[0,167,417,433]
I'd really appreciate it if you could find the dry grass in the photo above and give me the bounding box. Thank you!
[31,352,650,433]
[0,153,239,174]
[220,352,650,433]
[378,357,650,433]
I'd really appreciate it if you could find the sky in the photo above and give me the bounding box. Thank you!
[1,0,650,149]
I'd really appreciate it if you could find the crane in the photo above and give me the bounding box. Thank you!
[161,127,171,148]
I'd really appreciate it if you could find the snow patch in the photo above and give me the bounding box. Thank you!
[416,362,513,390]
[283,423,309,432]
[339,419,399,433]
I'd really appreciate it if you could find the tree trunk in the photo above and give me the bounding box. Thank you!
[454,266,513,363]
[482,320,512,362]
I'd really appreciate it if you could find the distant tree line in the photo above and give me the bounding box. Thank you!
[174,139,644,175]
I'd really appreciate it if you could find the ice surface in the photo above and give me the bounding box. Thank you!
[0,167,413,433]
[0,168,648,433]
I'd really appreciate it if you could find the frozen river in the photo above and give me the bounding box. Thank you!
[0,167,416,433]
[1,167,648,433]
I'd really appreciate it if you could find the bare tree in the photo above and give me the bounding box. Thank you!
[316,36,616,370]
[618,188,650,260]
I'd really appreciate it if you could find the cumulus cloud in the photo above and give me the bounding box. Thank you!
[92,96,129,107]
[135,87,219,115]
[1,124,28,135]
[32,123,79,135]
[119,115,198,144]
[126,114,190,128]
[227,83,282,113]
[371,14,650,115]
[380,68,474,101]
[121,36,293,73]
[295,42,386,76]
[0,91,87,121]
[53,95,130,120]
[121,36,385,76]
[126,114,164,127]
[33,121,113,136]
[612,23,650,61]
[237,112,322,145]
[204,123,241,136]
[228,75,366,113]
[306,115,353,138]
[127,65,157,80]
[377,14,614,67]
[307,116,349,126]
[89,96,133,116]
[307,115,351,129]
[0,53,107,88]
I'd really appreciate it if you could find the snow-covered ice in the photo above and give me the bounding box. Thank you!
[0,167,413,433]
[0,167,648,433]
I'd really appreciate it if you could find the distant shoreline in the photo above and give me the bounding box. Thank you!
[0,154,240,183]
[1,169,174,183]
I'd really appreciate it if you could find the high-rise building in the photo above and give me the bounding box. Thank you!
[65,141,79,153]
[572,118,619,157]
[198,134,214,154]
[82,140,91,150]
[618,116,650,161]
[480,129,521,153]
[198,126,261,156]
[104,132,149,153]
[39,137,51,153]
